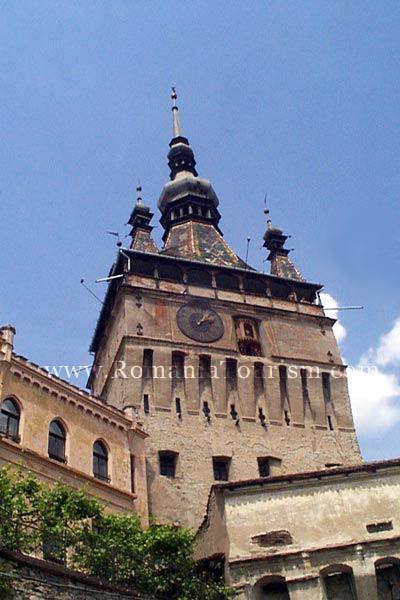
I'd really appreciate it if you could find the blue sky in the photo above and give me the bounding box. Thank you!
[1,1,399,460]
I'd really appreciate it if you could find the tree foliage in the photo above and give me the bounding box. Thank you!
[0,467,230,600]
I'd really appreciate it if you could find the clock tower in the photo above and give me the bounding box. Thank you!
[88,92,361,528]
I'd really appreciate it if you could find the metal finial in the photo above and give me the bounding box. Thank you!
[264,207,272,228]
[171,86,178,108]
[136,184,143,205]
[171,86,182,138]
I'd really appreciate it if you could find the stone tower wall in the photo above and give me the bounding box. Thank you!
[91,274,361,528]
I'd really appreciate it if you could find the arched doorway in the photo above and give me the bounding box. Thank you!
[321,565,357,600]
[376,559,400,599]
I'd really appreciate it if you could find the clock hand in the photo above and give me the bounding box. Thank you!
[197,312,213,326]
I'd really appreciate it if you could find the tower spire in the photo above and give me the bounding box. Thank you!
[171,87,183,139]
[167,88,197,180]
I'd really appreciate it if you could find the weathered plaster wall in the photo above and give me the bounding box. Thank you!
[197,462,400,600]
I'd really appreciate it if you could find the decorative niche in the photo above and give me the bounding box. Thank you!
[234,317,262,356]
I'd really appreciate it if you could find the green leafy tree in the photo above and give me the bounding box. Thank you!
[0,468,231,600]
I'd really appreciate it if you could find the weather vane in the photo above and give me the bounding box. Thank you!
[171,86,177,107]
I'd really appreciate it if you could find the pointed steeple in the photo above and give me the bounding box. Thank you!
[167,87,198,180]
[263,208,304,281]
[157,90,248,268]
[171,87,183,138]
[128,185,158,253]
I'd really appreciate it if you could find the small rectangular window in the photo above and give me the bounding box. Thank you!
[143,394,149,414]
[159,452,177,478]
[213,457,230,481]
[257,457,270,478]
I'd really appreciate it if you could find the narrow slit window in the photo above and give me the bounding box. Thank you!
[143,394,150,414]
[130,455,135,493]
[279,366,288,399]
[300,368,309,401]
[226,359,237,387]
[322,372,332,404]
[199,355,212,382]
[143,349,153,380]
[175,397,182,417]
[172,352,185,380]
[203,401,211,421]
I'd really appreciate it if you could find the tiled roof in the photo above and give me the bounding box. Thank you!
[130,229,158,253]
[271,254,304,281]
[161,221,249,268]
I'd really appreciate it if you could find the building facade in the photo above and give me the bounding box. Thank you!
[196,460,400,600]
[2,93,399,599]
[88,93,361,528]
[0,325,148,522]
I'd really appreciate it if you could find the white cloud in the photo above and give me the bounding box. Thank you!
[320,292,347,344]
[346,316,400,436]
[363,316,400,368]
[347,366,400,435]
[319,295,400,436]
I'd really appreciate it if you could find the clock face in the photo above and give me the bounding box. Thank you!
[176,301,224,343]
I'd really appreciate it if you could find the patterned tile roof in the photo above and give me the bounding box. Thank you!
[130,229,158,253]
[161,221,249,268]
[270,253,304,281]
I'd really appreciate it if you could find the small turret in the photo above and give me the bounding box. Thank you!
[0,325,16,363]
[128,185,158,253]
[263,209,304,281]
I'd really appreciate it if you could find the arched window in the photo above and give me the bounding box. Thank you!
[0,398,20,441]
[254,576,290,600]
[234,318,262,356]
[244,323,254,338]
[375,559,400,599]
[321,566,357,600]
[48,420,66,463]
[93,441,109,482]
